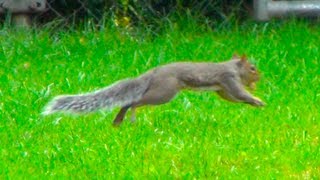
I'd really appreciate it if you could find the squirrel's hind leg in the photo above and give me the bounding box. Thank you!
[113,105,130,126]
[130,106,136,123]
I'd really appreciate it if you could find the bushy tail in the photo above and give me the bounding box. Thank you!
[42,77,150,115]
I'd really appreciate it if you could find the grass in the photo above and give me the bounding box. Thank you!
[0,20,319,178]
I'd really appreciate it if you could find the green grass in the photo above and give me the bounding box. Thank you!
[0,20,319,178]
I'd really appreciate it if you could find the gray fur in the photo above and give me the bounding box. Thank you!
[42,76,151,115]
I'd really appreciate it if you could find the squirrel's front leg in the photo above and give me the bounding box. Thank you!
[220,77,265,107]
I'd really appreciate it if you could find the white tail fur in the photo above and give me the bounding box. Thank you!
[42,77,150,115]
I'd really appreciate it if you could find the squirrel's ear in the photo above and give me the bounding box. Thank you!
[236,54,247,67]
[232,53,240,59]
[240,55,247,62]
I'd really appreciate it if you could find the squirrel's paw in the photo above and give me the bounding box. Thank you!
[252,97,265,107]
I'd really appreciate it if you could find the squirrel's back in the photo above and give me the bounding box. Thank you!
[147,60,240,89]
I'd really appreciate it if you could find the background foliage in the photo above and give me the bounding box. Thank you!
[35,0,251,29]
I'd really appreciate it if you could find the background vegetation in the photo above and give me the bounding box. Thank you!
[30,0,251,30]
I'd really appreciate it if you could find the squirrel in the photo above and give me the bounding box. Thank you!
[42,54,265,125]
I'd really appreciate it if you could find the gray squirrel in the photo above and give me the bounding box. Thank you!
[43,55,265,125]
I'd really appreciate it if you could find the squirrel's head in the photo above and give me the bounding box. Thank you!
[233,54,260,90]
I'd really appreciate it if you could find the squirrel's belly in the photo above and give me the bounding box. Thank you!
[191,85,222,91]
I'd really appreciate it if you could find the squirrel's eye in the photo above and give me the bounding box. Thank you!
[250,66,256,71]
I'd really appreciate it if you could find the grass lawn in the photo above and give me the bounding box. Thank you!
[0,20,319,178]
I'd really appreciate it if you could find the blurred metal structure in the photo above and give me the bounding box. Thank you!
[254,0,320,21]
[0,0,47,27]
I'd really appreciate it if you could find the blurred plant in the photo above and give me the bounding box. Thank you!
[33,0,251,30]
[114,0,131,28]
